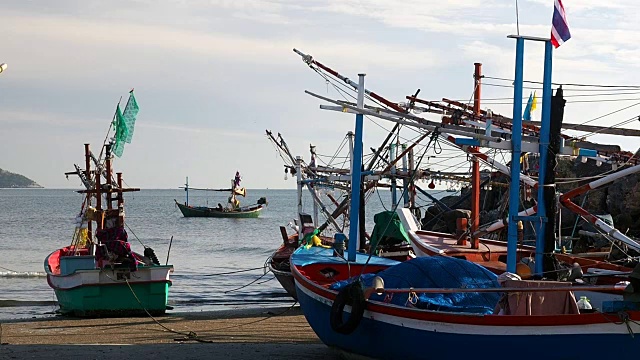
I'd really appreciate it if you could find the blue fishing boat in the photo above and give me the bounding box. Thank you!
[291,27,640,358]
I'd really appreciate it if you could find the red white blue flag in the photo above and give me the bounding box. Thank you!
[551,0,571,48]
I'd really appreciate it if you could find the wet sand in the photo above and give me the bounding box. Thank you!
[0,306,342,359]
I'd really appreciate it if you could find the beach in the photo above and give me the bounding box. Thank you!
[0,306,341,359]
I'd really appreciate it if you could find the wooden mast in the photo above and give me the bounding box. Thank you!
[117,172,124,226]
[105,144,113,210]
[84,144,93,240]
[468,63,482,249]
[542,87,565,278]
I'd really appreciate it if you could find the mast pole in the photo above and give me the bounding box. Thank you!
[507,37,525,273]
[402,144,409,207]
[185,177,189,206]
[117,172,124,225]
[347,74,366,262]
[95,156,103,229]
[296,156,304,241]
[105,144,113,210]
[536,40,554,276]
[409,147,416,215]
[469,63,482,249]
[390,143,397,207]
[84,144,93,240]
[313,188,319,227]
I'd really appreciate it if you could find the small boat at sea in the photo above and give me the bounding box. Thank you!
[175,173,267,218]
[45,92,174,316]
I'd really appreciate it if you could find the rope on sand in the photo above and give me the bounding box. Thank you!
[124,278,298,343]
[170,301,299,342]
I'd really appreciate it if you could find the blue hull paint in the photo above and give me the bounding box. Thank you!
[295,282,640,360]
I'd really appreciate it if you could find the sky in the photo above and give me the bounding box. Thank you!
[1,0,640,189]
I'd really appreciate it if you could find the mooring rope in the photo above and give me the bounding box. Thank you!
[124,278,298,343]
[201,266,268,277]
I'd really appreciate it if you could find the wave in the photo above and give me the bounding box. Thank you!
[0,271,47,278]
[0,300,57,307]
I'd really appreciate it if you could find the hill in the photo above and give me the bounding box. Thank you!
[0,168,42,188]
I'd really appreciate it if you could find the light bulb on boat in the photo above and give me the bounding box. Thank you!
[581,156,588,164]
[596,160,602,167]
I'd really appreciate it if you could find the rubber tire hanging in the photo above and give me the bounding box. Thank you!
[330,280,366,334]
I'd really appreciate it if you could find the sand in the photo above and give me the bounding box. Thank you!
[0,306,343,359]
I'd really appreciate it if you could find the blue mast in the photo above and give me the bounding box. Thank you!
[506,36,525,273]
[347,74,366,262]
[506,35,553,273]
[535,40,554,275]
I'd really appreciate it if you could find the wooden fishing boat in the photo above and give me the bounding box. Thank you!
[45,92,173,316]
[175,201,265,218]
[175,175,267,218]
[292,246,640,360]
[268,228,304,300]
[46,143,173,316]
[265,130,416,300]
[289,27,640,357]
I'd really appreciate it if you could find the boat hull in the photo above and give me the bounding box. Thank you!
[45,251,173,317]
[175,201,263,218]
[269,264,297,300]
[292,248,640,360]
[52,280,171,317]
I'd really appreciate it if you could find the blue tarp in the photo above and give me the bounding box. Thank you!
[330,256,501,315]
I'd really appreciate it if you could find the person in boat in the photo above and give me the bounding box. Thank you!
[234,171,242,188]
[95,209,137,271]
[217,203,224,211]
[228,194,240,210]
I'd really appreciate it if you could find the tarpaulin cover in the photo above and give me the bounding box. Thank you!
[330,256,501,314]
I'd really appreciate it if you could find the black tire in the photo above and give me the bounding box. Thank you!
[330,281,365,334]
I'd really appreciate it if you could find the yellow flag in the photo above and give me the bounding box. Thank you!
[531,91,538,112]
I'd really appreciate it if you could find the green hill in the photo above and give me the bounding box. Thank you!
[0,168,42,188]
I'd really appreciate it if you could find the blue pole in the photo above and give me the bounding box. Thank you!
[507,37,525,273]
[535,41,553,275]
[348,73,366,262]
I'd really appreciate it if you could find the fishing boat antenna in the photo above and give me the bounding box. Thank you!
[515,0,521,35]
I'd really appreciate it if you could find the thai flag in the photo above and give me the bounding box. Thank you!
[551,0,571,48]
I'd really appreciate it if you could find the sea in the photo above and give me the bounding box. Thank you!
[0,188,451,320]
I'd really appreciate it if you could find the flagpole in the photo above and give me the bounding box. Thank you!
[98,96,123,163]
[515,0,520,35]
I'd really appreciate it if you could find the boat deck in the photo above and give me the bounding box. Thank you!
[412,230,537,274]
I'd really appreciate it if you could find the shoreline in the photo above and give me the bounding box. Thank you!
[0,306,341,359]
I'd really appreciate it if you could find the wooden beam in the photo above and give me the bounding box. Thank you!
[527,121,640,137]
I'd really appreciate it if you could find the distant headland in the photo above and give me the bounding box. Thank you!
[0,168,42,188]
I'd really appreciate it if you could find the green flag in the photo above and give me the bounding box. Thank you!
[122,91,139,144]
[113,105,128,157]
